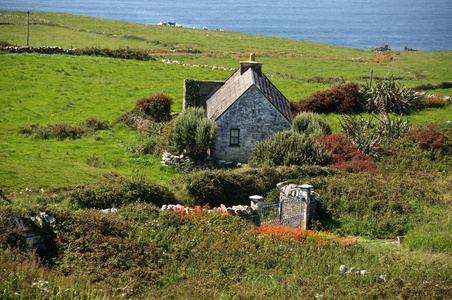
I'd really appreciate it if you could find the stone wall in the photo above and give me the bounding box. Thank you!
[162,203,260,226]
[212,86,292,162]
[2,46,77,54]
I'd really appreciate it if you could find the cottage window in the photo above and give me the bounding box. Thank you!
[230,129,240,146]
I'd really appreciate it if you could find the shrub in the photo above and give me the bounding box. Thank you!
[174,165,337,207]
[292,111,332,138]
[251,131,333,167]
[172,107,217,158]
[361,77,422,114]
[425,96,446,108]
[69,178,176,209]
[340,114,411,157]
[73,47,155,61]
[18,117,108,140]
[134,93,173,122]
[83,116,109,131]
[403,124,451,153]
[293,82,362,114]
[314,174,419,238]
[313,133,377,175]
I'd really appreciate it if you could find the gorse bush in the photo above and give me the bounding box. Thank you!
[251,131,333,167]
[134,93,174,122]
[18,117,109,140]
[313,133,377,175]
[172,107,217,158]
[340,114,411,157]
[292,111,332,138]
[69,178,176,209]
[361,77,422,114]
[292,82,362,115]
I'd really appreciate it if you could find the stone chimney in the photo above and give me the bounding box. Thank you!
[240,53,262,75]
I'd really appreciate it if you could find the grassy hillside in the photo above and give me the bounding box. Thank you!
[0,12,451,299]
[1,11,451,191]
[1,11,452,99]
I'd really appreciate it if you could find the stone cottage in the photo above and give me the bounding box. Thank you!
[184,54,293,162]
[210,55,293,162]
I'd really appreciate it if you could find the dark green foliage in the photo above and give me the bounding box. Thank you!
[292,111,332,138]
[184,79,202,108]
[48,205,164,284]
[69,178,176,209]
[175,165,337,207]
[83,116,109,131]
[172,107,217,158]
[340,114,411,157]
[72,47,155,61]
[18,117,109,140]
[313,171,448,239]
[307,76,342,85]
[414,81,452,91]
[251,131,333,167]
[361,77,422,114]
[0,40,14,48]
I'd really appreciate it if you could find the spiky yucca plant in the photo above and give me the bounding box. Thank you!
[361,77,422,114]
[340,114,411,157]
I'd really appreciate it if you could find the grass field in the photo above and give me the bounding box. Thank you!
[1,11,451,190]
[0,11,451,299]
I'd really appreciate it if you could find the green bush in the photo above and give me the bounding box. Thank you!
[172,107,217,158]
[174,165,337,207]
[69,178,176,209]
[312,172,447,238]
[361,77,422,114]
[292,111,332,138]
[251,131,333,167]
[73,47,156,61]
[340,114,411,157]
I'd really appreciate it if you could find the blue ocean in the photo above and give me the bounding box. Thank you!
[1,0,451,51]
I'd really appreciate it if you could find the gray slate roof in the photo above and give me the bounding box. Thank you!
[206,68,293,123]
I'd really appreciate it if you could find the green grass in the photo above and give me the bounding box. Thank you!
[0,12,451,300]
[0,53,228,191]
[1,12,451,191]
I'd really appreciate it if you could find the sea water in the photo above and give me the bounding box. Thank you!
[1,0,451,51]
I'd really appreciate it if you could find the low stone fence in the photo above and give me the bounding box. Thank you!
[161,151,241,168]
[161,203,260,226]
[2,46,77,54]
